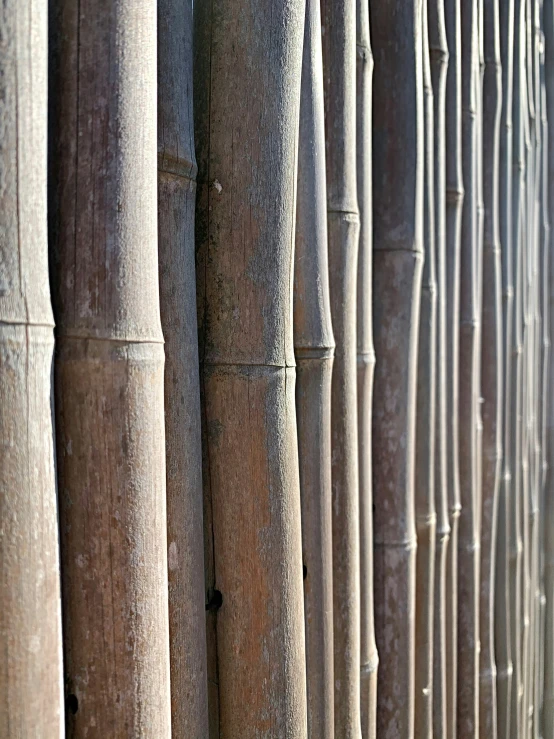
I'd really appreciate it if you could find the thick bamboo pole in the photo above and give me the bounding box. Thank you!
[479,1,503,736]
[428,1,451,734]
[415,3,437,736]
[294,0,335,735]
[320,0,361,734]
[48,1,171,734]
[370,0,424,735]
[193,0,308,735]
[457,1,481,735]
[444,1,464,734]
[157,2,209,736]
[355,1,378,736]
[0,1,64,734]
[495,0,515,733]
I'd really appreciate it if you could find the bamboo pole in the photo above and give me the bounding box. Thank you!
[320,0,361,734]
[415,3,437,735]
[355,1,378,736]
[444,1,465,734]
[495,0,515,732]
[479,1,503,736]
[457,0,481,734]
[0,0,64,734]
[370,0,424,734]
[157,2,209,736]
[193,0,308,735]
[48,1,171,734]
[294,0,335,735]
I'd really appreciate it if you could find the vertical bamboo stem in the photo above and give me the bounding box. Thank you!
[415,3,438,735]
[193,0,308,735]
[48,1,172,733]
[458,1,481,735]
[495,0,515,733]
[444,1,465,734]
[355,1,379,736]
[157,1,209,735]
[0,1,64,734]
[428,0,452,733]
[479,1,503,736]
[294,0,335,735]
[320,0,361,734]
[370,0,424,734]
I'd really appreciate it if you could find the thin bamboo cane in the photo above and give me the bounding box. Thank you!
[157,1,209,735]
[444,1,465,734]
[193,0,308,734]
[0,1,64,734]
[415,3,437,736]
[457,1,481,735]
[294,1,335,735]
[48,1,171,733]
[495,0,515,733]
[355,1,379,736]
[370,0,424,734]
[479,1,503,736]
[320,0,361,734]
[428,0,452,733]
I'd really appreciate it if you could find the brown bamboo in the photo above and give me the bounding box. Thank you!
[415,2,438,735]
[479,0,503,735]
[370,0,424,734]
[0,0,64,734]
[48,0,171,734]
[320,0,361,734]
[457,0,481,734]
[193,0,307,735]
[444,0,465,734]
[495,0,515,732]
[294,0,335,735]
[356,1,378,736]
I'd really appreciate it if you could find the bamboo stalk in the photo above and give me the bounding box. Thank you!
[479,1,503,736]
[294,0,335,735]
[320,0,361,734]
[193,0,308,735]
[48,1,172,733]
[0,1,64,733]
[495,0,515,732]
[457,1,481,734]
[157,1,209,735]
[355,0,379,736]
[428,0,452,733]
[415,3,438,735]
[370,0,424,734]
[444,1,465,734]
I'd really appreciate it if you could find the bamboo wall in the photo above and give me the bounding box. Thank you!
[1,0,554,737]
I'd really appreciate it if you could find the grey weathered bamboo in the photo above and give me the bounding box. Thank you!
[157,0,209,735]
[444,0,465,733]
[0,0,64,734]
[415,2,437,735]
[428,0,451,733]
[371,0,424,734]
[193,0,308,735]
[495,0,515,733]
[48,0,172,734]
[294,0,335,734]
[355,0,378,736]
[320,0,361,734]
[458,0,481,734]
[479,1,503,735]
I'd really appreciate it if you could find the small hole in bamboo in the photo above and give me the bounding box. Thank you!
[206,589,223,612]
[67,694,79,715]
[303,565,308,580]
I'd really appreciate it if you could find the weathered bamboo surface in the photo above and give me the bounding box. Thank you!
[294,0,335,735]
[0,1,63,735]
[49,0,172,735]
[157,0,209,736]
